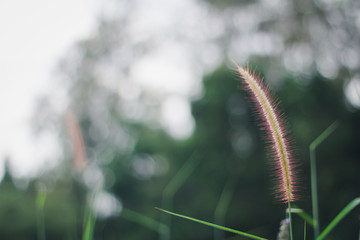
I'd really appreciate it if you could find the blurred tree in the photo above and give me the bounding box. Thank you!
[24,0,360,240]
[0,162,37,240]
[0,161,81,240]
[201,0,360,81]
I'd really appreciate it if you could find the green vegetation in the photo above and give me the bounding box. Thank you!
[1,0,360,239]
[1,64,359,239]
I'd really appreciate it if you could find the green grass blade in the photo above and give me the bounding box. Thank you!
[121,208,167,234]
[36,189,47,240]
[161,152,202,240]
[214,177,237,240]
[317,197,360,240]
[82,211,95,240]
[296,211,314,227]
[82,205,96,240]
[163,152,202,199]
[310,147,319,239]
[82,194,97,240]
[309,121,339,239]
[288,205,314,227]
[155,208,267,240]
[309,121,339,150]
[304,221,307,240]
[288,202,293,240]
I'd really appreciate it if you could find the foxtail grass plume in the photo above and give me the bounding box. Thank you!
[65,111,87,172]
[236,65,298,202]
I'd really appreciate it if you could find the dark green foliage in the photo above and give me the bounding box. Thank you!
[0,176,81,240]
[2,0,360,238]
[0,181,37,240]
[1,63,360,239]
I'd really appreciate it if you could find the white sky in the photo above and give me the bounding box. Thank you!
[0,0,198,179]
[1,0,358,181]
[0,0,100,178]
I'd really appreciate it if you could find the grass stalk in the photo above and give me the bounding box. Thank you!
[82,209,95,240]
[161,152,202,240]
[309,148,319,239]
[289,205,314,227]
[36,189,47,240]
[82,194,96,240]
[309,121,339,239]
[214,177,236,240]
[288,201,293,240]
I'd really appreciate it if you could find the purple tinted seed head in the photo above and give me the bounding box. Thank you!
[236,65,299,202]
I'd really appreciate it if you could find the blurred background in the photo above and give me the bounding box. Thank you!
[1,0,360,239]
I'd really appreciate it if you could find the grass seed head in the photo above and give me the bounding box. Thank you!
[65,111,87,172]
[236,65,298,202]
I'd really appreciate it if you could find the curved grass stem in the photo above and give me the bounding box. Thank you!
[288,201,293,240]
[161,152,202,240]
[309,121,339,239]
[36,190,47,240]
[214,177,237,240]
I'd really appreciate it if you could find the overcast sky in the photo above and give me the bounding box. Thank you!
[2,0,358,181]
[0,0,100,178]
[0,0,199,179]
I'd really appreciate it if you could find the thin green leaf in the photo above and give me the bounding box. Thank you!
[161,152,202,240]
[155,208,267,240]
[215,177,236,220]
[214,177,237,240]
[36,190,47,240]
[310,147,319,239]
[163,152,202,198]
[296,211,314,227]
[309,121,339,150]
[82,194,97,240]
[82,207,96,240]
[288,206,314,227]
[317,197,360,240]
[121,208,167,234]
[288,202,293,240]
